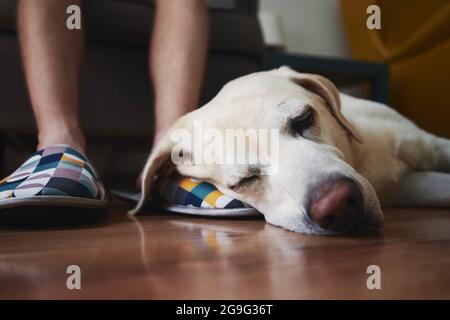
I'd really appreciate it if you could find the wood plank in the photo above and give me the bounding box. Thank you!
[0,205,449,299]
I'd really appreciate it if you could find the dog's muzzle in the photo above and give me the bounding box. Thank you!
[306,176,381,234]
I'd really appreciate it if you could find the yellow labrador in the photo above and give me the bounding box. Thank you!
[131,67,450,235]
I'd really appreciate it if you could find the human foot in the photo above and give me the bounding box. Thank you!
[0,144,106,207]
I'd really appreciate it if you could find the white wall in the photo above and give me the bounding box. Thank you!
[259,0,350,58]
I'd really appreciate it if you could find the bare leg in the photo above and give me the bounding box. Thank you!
[18,0,86,152]
[150,0,209,144]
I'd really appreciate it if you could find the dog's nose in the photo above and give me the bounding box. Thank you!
[307,177,363,231]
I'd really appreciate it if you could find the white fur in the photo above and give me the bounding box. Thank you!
[131,67,450,235]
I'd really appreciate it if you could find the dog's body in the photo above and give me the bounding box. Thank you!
[132,67,450,235]
[338,93,449,196]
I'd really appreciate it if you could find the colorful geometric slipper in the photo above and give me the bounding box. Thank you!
[113,174,260,217]
[0,145,107,212]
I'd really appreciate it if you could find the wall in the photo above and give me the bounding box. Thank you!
[259,0,350,58]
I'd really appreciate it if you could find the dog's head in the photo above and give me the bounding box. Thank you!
[131,67,383,235]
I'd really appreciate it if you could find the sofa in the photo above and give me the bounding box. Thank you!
[0,0,264,184]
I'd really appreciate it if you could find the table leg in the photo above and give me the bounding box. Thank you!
[371,66,390,105]
[0,132,5,177]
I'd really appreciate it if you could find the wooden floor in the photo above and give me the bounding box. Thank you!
[1,202,449,299]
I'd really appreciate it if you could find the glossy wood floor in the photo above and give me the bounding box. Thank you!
[1,202,449,299]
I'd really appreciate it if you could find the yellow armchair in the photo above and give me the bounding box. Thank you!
[340,0,450,137]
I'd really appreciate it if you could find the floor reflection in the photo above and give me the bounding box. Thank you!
[129,214,385,299]
[4,206,449,299]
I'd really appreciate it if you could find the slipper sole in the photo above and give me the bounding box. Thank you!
[112,190,260,217]
[0,196,108,227]
[0,196,108,210]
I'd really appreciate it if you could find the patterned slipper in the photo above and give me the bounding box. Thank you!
[0,145,107,212]
[113,174,260,217]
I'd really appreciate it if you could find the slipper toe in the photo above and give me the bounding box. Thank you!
[148,174,260,217]
[156,175,248,209]
[0,145,106,208]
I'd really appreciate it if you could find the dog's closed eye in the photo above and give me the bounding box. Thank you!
[229,167,261,192]
[286,106,316,137]
[229,175,260,192]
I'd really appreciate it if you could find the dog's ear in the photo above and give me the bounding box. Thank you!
[278,66,363,143]
[128,133,175,215]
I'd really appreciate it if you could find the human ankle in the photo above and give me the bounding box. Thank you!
[38,127,86,153]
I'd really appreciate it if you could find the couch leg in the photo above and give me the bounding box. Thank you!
[0,132,5,177]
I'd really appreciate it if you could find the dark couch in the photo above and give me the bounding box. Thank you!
[0,0,263,183]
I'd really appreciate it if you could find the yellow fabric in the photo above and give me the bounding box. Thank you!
[61,155,84,168]
[179,178,199,192]
[340,0,450,137]
[204,190,223,207]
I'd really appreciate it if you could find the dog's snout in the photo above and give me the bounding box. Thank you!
[307,177,363,232]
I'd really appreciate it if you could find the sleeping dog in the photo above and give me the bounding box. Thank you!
[131,67,450,235]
